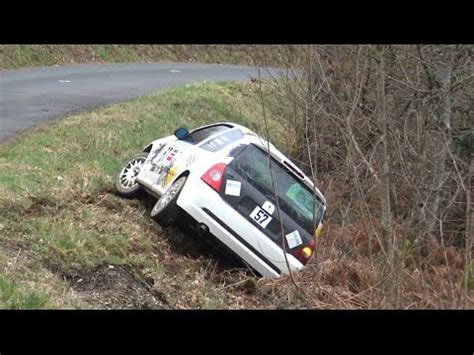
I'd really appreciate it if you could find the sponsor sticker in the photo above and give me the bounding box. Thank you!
[225,180,241,197]
[285,230,303,249]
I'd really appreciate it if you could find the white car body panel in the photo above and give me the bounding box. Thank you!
[175,172,304,277]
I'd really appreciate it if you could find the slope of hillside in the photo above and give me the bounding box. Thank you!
[0,81,472,309]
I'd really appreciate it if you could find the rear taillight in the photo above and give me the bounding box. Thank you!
[201,163,227,192]
[290,239,315,265]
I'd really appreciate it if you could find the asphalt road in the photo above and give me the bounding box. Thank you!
[0,63,267,143]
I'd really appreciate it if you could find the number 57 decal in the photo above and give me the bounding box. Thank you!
[249,206,272,228]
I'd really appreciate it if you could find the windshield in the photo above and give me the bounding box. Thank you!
[230,144,324,234]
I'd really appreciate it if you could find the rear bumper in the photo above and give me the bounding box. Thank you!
[176,173,304,278]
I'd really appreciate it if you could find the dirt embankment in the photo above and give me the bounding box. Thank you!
[0,45,297,70]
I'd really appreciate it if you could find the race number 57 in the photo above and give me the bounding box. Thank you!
[250,206,272,228]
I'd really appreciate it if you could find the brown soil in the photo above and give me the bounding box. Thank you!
[65,264,169,309]
[0,238,35,261]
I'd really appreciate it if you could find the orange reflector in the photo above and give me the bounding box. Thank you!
[315,224,323,239]
[302,247,312,258]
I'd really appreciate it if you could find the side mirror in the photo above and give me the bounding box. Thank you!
[174,127,189,140]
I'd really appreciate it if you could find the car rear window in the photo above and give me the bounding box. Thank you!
[230,144,324,234]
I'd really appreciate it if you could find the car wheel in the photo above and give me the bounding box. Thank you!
[115,152,148,198]
[150,175,187,227]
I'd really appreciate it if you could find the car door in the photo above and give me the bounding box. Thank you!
[144,124,237,196]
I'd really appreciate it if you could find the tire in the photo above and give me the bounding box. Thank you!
[115,152,148,198]
[150,175,187,227]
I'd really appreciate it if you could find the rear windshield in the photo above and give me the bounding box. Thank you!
[230,144,324,234]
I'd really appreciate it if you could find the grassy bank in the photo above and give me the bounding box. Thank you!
[1,80,472,309]
[0,81,292,309]
[0,45,299,70]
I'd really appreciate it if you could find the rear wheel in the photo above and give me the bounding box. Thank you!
[115,152,148,198]
[150,175,187,227]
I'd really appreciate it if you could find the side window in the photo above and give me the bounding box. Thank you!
[200,129,244,152]
[182,124,232,145]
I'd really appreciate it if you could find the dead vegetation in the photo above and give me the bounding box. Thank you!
[251,45,474,309]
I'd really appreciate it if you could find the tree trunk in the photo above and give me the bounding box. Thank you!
[465,157,474,307]
[376,45,398,306]
[376,46,393,259]
[423,57,452,252]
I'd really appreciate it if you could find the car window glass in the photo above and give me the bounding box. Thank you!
[231,144,324,234]
[200,129,244,152]
[182,124,232,145]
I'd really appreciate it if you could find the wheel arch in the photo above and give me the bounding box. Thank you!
[175,170,190,180]
[163,170,191,193]
[142,144,153,153]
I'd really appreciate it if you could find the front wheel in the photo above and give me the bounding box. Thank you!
[115,152,148,198]
[150,175,187,227]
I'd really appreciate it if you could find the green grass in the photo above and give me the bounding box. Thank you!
[0,275,47,309]
[0,81,293,309]
[0,249,87,309]
[0,45,299,70]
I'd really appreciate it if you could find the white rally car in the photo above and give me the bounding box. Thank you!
[115,122,326,278]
